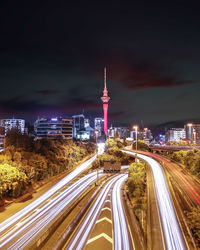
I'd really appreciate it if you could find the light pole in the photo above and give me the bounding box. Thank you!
[94,130,99,185]
[133,125,138,163]
[187,123,193,144]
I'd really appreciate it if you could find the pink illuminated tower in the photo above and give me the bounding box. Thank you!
[101,67,110,135]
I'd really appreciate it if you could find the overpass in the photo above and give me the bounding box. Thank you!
[149,145,200,154]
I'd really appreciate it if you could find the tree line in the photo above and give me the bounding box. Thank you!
[0,129,96,200]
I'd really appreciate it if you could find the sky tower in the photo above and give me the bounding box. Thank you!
[101,67,110,135]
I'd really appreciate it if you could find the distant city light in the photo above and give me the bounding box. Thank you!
[51,118,58,121]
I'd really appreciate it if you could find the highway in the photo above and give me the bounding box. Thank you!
[135,150,200,206]
[123,150,186,250]
[0,143,105,249]
[112,174,130,250]
[0,171,103,249]
[66,174,131,250]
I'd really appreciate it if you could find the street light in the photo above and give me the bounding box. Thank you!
[94,130,98,145]
[187,123,193,144]
[133,125,138,163]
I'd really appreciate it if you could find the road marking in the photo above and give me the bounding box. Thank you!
[86,233,113,245]
[105,199,111,203]
[102,207,111,212]
[96,217,112,224]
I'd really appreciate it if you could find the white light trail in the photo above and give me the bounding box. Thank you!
[67,174,123,250]
[122,150,185,250]
[0,152,100,234]
[112,174,130,250]
[0,170,103,249]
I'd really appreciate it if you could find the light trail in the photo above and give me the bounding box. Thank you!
[123,150,186,250]
[0,142,105,235]
[0,141,105,250]
[0,171,101,249]
[67,174,131,250]
[67,174,124,250]
[135,151,200,206]
[112,174,130,250]
[0,154,97,235]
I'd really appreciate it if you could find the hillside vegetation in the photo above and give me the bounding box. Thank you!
[92,138,133,169]
[0,129,95,200]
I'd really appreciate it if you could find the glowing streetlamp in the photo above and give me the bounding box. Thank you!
[187,123,193,144]
[133,125,138,163]
[94,130,98,145]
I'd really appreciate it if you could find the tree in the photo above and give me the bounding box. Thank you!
[132,140,150,151]
[185,207,200,246]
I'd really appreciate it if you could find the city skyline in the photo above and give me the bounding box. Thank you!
[0,1,200,126]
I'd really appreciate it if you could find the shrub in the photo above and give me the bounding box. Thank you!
[132,140,150,151]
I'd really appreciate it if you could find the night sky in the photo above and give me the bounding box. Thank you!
[1,1,200,128]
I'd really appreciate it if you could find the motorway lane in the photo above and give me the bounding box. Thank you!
[0,143,106,249]
[135,150,200,207]
[123,150,186,250]
[0,155,97,234]
[112,174,131,250]
[146,165,166,250]
[66,174,133,250]
[0,171,102,249]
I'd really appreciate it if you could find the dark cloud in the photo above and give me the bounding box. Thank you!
[121,72,195,90]
[36,90,58,96]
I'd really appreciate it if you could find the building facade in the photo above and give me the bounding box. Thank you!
[130,128,152,143]
[72,115,94,140]
[185,124,200,144]
[167,128,186,142]
[108,126,129,139]
[34,117,73,139]
[0,118,25,135]
[94,118,104,137]
[72,114,85,138]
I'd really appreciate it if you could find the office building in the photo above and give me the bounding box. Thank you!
[108,126,129,139]
[94,118,104,137]
[167,128,186,142]
[72,115,94,140]
[0,118,25,135]
[72,114,85,138]
[130,128,152,143]
[185,123,200,144]
[34,117,73,139]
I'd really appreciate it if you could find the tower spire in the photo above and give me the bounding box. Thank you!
[101,67,110,135]
[103,67,108,96]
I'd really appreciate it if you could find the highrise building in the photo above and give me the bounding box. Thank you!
[94,118,104,137]
[0,118,25,135]
[108,126,129,139]
[72,114,85,138]
[167,128,186,142]
[185,123,200,144]
[101,67,110,135]
[34,117,73,139]
[130,128,152,143]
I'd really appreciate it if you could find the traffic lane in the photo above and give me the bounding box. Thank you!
[0,172,101,249]
[112,174,131,250]
[86,192,113,250]
[0,154,98,234]
[135,150,200,206]
[123,150,186,250]
[146,165,166,250]
[66,175,125,250]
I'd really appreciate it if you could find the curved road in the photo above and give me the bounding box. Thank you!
[123,150,186,250]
